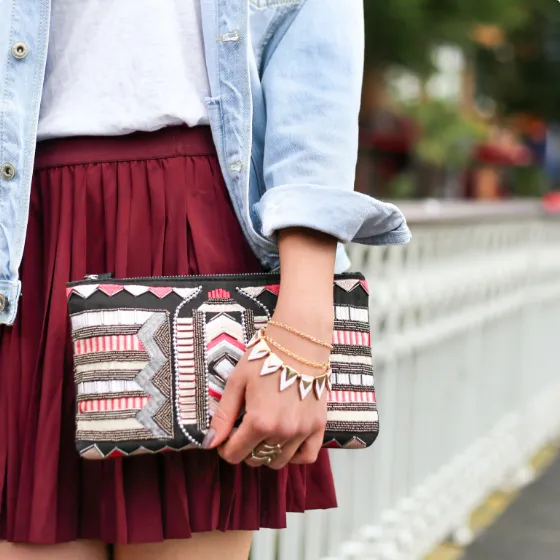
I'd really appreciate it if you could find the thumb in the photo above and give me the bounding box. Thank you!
[202,376,245,449]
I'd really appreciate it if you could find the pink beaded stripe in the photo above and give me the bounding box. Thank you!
[78,397,150,413]
[332,330,371,346]
[327,390,376,404]
[74,334,145,354]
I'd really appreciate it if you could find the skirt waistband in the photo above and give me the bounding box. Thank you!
[34,126,216,170]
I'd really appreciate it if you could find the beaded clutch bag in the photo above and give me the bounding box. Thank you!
[66,273,379,459]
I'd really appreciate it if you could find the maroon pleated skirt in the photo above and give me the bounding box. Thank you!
[0,126,336,545]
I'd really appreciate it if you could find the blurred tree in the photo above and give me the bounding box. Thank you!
[404,100,486,169]
[359,0,543,199]
[475,0,560,121]
[363,0,527,76]
[399,100,487,197]
[364,0,430,75]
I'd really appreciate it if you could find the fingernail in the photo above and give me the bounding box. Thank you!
[202,428,216,449]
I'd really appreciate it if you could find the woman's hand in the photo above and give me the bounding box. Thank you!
[202,311,332,468]
[202,228,337,468]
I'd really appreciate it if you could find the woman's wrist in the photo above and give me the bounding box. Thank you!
[272,301,333,342]
[264,323,332,378]
[268,297,334,374]
[273,227,337,356]
[275,296,334,334]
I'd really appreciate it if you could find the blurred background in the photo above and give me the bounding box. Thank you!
[357,0,560,203]
[251,1,560,559]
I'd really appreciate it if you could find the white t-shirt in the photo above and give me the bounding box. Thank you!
[37,1,211,140]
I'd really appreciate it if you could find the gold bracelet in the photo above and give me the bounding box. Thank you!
[263,335,329,370]
[267,320,333,350]
[247,328,332,400]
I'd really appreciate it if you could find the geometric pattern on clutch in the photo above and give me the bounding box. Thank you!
[70,308,173,442]
[185,290,253,434]
[67,272,379,457]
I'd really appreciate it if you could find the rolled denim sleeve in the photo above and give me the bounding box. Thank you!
[256,0,410,246]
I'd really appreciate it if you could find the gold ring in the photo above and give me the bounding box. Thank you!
[249,453,273,466]
[249,442,283,465]
[257,443,282,456]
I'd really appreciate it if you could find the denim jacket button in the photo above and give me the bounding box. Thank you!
[1,163,16,180]
[11,42,29,60]
[218,31,240,42]
[228,161,243,173]
[0,294,7,313]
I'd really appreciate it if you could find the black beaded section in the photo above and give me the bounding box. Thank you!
[76,391,146,401]
[327,404,377,412]
[331,344,372,357]
[330,363,374,376]
[243,309,255,345]
[334,320,370,332]
[72,324,142,341]
[75,370,140,382]
[77,428,154,442]
[326,421,379,432]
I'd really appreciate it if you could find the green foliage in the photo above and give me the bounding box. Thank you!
[363,0,558,120]
[385,172,417,199]
[364,0,431,74]
[402,100,486,169]
[510,166,550,197]
[475,0,560,121]
[364,0,527,75]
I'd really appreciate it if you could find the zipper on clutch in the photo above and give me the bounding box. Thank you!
[84,272,270,281]
[76,271,361,285]
[77,271,281,285]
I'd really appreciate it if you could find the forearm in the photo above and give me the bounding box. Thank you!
[273,228,336,350]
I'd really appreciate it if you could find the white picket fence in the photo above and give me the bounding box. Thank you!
[251,200,560,560]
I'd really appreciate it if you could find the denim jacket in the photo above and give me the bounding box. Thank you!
[0,0,410,326]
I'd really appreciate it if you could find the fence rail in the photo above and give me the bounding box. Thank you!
[252,200,560,560]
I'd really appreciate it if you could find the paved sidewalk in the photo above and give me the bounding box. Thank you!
[464,457,560,560]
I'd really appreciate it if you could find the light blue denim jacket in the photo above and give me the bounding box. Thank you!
[0,0,410,326]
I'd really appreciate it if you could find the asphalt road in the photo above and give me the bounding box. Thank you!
[463,457,560,560]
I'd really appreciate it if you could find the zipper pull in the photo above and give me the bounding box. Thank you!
[84,273,114,281]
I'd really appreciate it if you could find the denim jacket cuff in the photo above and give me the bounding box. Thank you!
[256,184,411,246]
[0,279,21,326]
